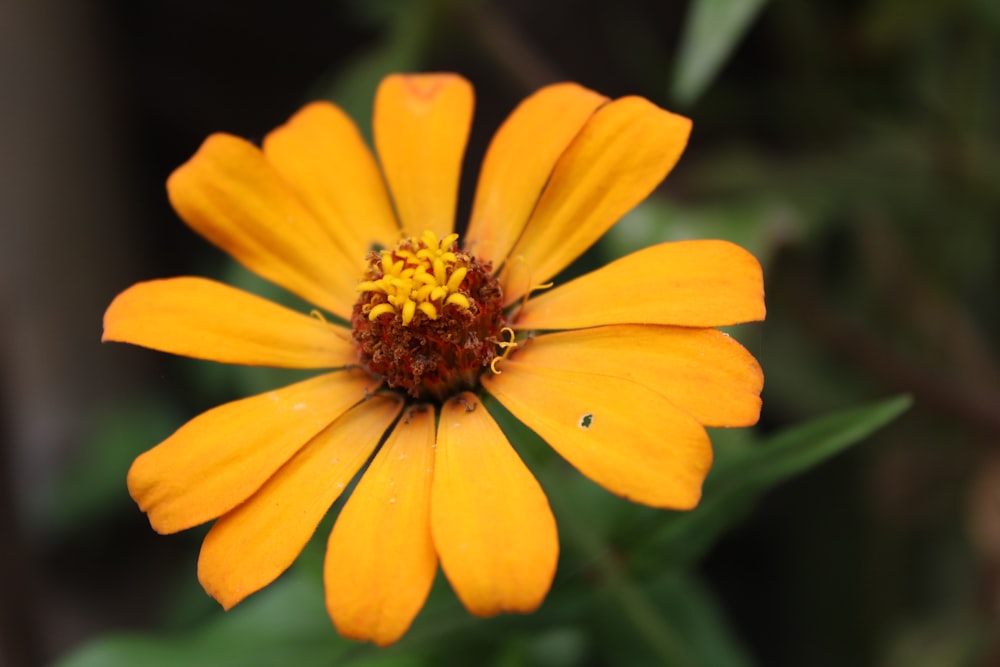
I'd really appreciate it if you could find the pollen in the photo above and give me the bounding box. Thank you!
[351,231,507,401]
[357,231,472,326]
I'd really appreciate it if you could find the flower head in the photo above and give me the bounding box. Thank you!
[103,73,765,646]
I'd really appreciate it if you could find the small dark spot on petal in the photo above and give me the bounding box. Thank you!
[579,413,594,429]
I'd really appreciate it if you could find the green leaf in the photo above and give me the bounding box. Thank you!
[654,574,753,667]
[672,0,769,105]
[595,571,753,667]
[727,395,911,485]
[639,395,913,568]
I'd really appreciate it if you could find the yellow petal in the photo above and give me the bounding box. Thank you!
[325,405,437,646]
[373,74,473,238]
[263,102,401,273]
[128,370,378,534]
[167,133,359,319]
[103,277,356,368]
[198,395,403,610]
[484,361,712,510]
[432,393,558,616]
[464,83,608,268]
[508,326,762,427]
[499,97,692,305]
[514,240,766,329]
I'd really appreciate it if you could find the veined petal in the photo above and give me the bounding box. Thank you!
[464,83,608,268]
[167,133,359,319]
[509,326,763,427]
[432,393,558,617]
[514,240,766,329]
[374,73,473,238]
[103,277,356,368]
[325,405,437,646]
[198,395,403,610]
[484,361,712,510]
[499,97,691,305]
[128,370,378,534]
[263,102,400,273]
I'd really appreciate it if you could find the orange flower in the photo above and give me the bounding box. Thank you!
[103,73,764,646]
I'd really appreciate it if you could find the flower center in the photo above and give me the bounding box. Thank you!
[351,231,507,401]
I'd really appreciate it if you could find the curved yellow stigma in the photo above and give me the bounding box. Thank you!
[490,327,519,374]
[358,230,471,326]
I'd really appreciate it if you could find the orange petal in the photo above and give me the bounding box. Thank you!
[373,74,473,238]
[499,97,692,305]
[464,83,608,268]
[484,361,712,510]
[198,394,403,610]
[263,102,401,273]
[514,240,766,330]
[103,277,356,368]
[167,133,359,318]
[432,393,558,616]
[507,326,762,427]
[325,405,437,646]
[128,370,378,534]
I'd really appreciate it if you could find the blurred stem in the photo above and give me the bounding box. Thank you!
[777,246,1000,438]
[0,320,42,667]
[457,2,563,91]
[539,467,697,667]
[857,217,1000,395]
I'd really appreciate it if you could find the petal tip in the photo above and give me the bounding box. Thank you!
[198,568,245,612]
[383,72,471,95]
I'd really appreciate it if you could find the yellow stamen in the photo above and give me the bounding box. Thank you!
[367,303,395,320]
[446,266,468,292]
[401,300,416,326]
[445,293,470,309]
[357,230,472,326]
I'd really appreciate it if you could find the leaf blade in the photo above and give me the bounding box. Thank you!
[672,0,770,105]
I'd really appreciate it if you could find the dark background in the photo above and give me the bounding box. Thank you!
[1,0,997,665]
